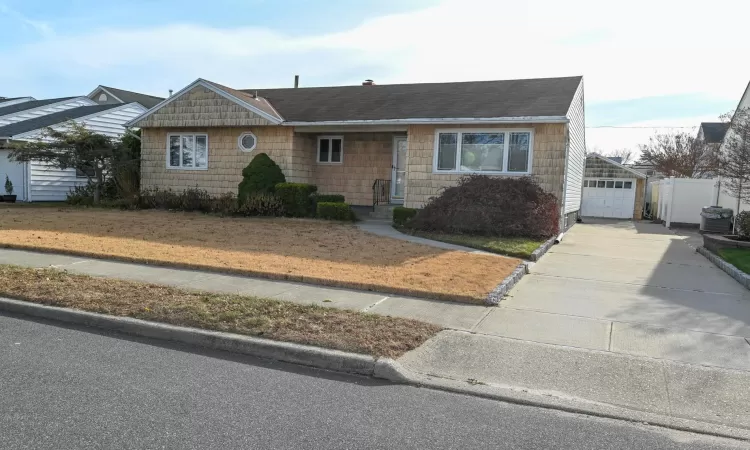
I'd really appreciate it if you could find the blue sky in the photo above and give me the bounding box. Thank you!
[1,0,747,152]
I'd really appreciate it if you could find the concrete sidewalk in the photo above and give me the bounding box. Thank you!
[0,247,493,331]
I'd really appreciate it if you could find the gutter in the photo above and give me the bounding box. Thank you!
[283,116,570,126]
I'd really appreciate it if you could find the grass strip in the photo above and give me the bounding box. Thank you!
[0,265,441,358]
[402,230,545,260]
[717,248,750,274]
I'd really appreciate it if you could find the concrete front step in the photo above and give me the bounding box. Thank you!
[370,204,396,219]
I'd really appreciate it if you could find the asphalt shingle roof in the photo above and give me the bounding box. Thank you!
[100,86,164,109]
[0,104,123,138]
[700,122,730,144]
[240,76,582,122]
[0,97,78,118]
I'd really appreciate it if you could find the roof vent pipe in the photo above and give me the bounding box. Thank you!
[362,79,375,86]
[168,89,173,97]
[294,75,299,88]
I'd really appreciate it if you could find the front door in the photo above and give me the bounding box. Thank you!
[391,136,407,203]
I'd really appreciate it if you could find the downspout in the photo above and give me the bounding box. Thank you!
[560,123,571,231]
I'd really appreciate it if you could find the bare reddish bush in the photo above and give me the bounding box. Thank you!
[408,175,559,238]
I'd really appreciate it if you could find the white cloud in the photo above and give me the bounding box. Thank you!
[2,0,749,134]
[0,4,54,37]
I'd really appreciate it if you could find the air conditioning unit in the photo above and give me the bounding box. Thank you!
[700,206,733,234]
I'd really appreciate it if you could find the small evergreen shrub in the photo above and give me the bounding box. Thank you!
[408,175,559,238]
[392,206,418,227]
[316,202,355,221]
[275,183,317,217]
[315,194,345,203]
[238,153,286,203]
[736,211,750,239]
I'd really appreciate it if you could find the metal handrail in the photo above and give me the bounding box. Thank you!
[372,179,391,209]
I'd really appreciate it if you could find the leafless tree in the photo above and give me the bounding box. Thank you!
[603,148,635,165]
[638,132,717,178]
[719,108,750,232]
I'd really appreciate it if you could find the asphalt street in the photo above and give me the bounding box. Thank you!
[0,312,747,450]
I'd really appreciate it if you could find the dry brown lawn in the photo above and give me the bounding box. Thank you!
[0,207,520,302]
[0,265,441,357]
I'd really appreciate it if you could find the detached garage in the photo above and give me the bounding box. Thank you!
[582,154,647,219]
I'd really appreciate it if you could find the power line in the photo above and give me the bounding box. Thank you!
[586,125,696,129]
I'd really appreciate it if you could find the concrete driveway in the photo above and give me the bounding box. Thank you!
[474,219,750,371]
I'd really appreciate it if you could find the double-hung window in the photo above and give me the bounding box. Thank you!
[434,129,533,174]
[317,136,343,164]
[167,133,208,170]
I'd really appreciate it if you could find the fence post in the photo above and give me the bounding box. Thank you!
[665,177,676,228]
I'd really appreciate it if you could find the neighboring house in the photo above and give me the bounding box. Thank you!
[127,76,586,229]
[583,153,647,219]
[0,97,37,107]
[697,122,729,147]
[88,86,164,109]
[0,85,160,202]
[628,161,662,178]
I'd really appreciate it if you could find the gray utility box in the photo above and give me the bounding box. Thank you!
[700,206,733,234]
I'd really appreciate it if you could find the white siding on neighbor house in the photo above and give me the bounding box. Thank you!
[563,79,586,214]
[29,163,84,201]
[0,97,96,126]
[13,103,146,202]
[0,97,35,108]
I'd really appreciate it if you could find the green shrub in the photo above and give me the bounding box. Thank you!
[275,183,318,217]
[392,206,418,227]
[316,202,355,221]
[736,211,750,239]
[237,193,285,216]
[238,153,286,203]
[316,194,345,203]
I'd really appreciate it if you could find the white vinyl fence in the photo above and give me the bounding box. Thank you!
[652,177,750,227]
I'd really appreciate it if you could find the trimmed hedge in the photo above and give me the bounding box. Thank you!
[317,202,355,221]
[238,153,286,203]
[316,194,345,203]
[392,206,418,227]
[275,182,317,217]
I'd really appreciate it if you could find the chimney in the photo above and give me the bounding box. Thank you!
[168,89,173,97]
[362,79,375,86]
[294,75,299,88]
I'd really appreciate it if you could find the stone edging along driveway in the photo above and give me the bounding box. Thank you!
[697,246,750,290]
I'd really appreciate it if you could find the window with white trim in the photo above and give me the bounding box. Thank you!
[434,129,533,174]
[317,136,343,164]
[167,134,208,169]
[238,132,257,152]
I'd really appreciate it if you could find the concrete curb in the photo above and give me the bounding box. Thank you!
[396,370,750,442]
[697,246,750,290]
[485,263,527,305]
[529,236,557,262]
[0,297,407,380]
[3,297,749,441]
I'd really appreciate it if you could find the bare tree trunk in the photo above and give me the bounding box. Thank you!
[93,169,103,205]
[735,180,742,234]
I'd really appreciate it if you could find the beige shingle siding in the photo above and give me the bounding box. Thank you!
[403,124,567,209]
[312,133,395,206]
[141,126,296,196]
[141,128,396,205]
[634,178,645,220]
[564,80,585,214]
[134,86,275,128]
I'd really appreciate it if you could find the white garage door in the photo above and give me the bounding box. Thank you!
[581,178,636,219]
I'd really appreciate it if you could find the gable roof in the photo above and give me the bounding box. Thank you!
[0,104,123,138]
[586,153,647,178]
[90,86,164,109]
[240,76,582,123]
[0,96,35,104]
[699,122,730,144]
[126,79,285,127]
[0,97,78,118]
